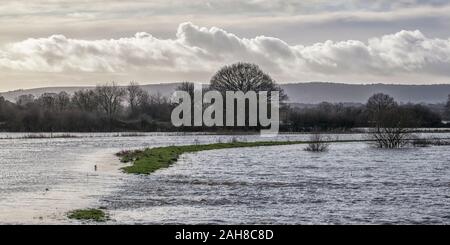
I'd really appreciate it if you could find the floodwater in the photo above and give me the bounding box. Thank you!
[0,132,449,224]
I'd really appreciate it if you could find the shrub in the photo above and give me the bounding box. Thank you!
[304,132,330,152]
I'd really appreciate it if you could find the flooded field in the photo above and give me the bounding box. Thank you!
[0,133,449,224]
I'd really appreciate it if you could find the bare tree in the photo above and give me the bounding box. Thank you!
[38,93,57,111]
[366,93,397,122]
[137,90,150,109]
[150,92,167,105]
[369,122,411,149]
[127,82,146,116]
[445,94,450,120]
[56,92,71,111]
[16,94,35,107]
[72,89,98,112]
[95,82,126,129]
[367,94,412,148]
[210,62,287,101]
[304,131,330,152]
[209,63,287,127]
[0,96,6,123]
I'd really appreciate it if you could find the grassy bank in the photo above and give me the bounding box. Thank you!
[67,209,108,222]
[117,140,323,174]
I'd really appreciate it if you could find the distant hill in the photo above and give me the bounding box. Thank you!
[282,82,450,104]
[1,82,450,104]
[0,83,181,102]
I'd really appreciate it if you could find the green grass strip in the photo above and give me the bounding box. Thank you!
[67,209,108,222]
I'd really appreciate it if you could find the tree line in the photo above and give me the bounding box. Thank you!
[0,82,172,132]
[286,94,445,132]
[0,63,449,132]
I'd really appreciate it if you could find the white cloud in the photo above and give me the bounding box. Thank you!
[299,30,450,76]
[2,1,450,47]
[1,22,450,85]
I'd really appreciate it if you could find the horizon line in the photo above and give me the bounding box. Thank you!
[2,81,450,94]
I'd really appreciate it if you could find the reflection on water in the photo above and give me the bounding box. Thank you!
[0,133,449,224]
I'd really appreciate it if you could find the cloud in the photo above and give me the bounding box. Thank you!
[1,0,449,17]
[2,1,450,47]
[1,22,450,85]
[299,30,450,75]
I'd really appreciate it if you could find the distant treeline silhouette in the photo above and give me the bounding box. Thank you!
[1,85,447,132]
[0,63,449,132]
[288,98,445,131]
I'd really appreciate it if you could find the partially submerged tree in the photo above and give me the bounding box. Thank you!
[367,93,412,148]
[369,109,413,148]
[304,131,330,152]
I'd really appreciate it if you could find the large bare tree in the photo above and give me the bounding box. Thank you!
[210,62,287,101]
[209,63,287,127]
[366,93,397,119]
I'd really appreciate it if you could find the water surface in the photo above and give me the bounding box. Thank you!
[1,132,449,224]
[106,143,450,224]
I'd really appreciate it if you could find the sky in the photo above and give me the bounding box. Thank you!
[1,0,450,91]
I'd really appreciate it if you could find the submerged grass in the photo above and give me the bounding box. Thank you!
[117,137,450,175]
[67,209,108,222]
[118,141,312,174]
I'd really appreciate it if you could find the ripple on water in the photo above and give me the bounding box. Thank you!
[2,133,450,224]
[0,133,329,224]
[105,142,450,225]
